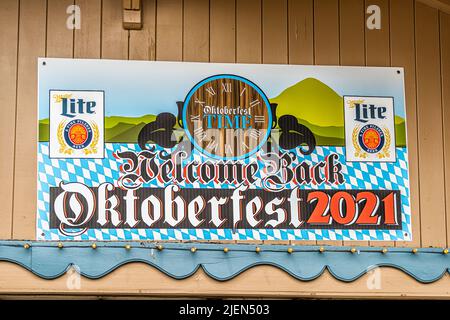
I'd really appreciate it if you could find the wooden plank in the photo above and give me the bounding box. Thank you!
[210,0,236,63]
[313,0,339,65]
[124,0,132,9]
[156,0,183,61]
[0,262,450,298]
[183,0,210,62]
[74,0,102,58]
[364,0,390,66]
[417,0,450,14]
[339,0,368,247]
[236,0,262,63]
[288,0,313,65]
[0,0,19,239]
[390,0,420,248]
[47,0,74,58]
[132,0,141,10]
[102,0,129,59]
[440,11,450,248]
[415,2,446,247]
[339,0,365,66]
[313,0,341,246]
[124,0,143,32]
[123,6,143,30]
[364,0,393,247]
[262,0,287,64]
[129,0,156,60]
[13,0,47,240]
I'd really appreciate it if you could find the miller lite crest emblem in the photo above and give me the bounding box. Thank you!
[49,90,104,158]
[344,96,396,162]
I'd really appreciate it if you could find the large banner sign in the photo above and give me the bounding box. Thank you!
[37,59,411,241]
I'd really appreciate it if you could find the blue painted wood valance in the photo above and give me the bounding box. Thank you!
[0,241,449,283]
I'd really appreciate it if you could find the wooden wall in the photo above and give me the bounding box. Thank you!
[1,0,450,297]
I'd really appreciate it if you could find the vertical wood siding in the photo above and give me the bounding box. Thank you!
[441,10,450,246]
[0,0,449,249]
[0,0,19,239]
[415,2,446,247]
[288,0,313,65]
[74,0,101,59]
[12,0,46,239]
[210,0,235,63]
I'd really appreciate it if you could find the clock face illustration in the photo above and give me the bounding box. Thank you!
[182,74,272,160]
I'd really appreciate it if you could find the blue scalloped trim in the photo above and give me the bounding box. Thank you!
[0,241,449,283]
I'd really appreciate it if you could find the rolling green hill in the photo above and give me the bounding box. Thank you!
[106,122,147,142]
[105,122,136,140]
[38,79,406,146]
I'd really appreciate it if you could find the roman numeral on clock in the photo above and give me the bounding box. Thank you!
[225,144,234,155]
[241,142,250,151]
[194,98,205,106]
[254,115,265,123]
[250,99,260,107]
[206,139,219,152]
[221,83,232,93]
[205,86,216,96]
[193,127,206,141]
[248,129,262,140]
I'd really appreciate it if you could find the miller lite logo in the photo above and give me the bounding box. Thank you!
[344,96,396,162]
[49,90,104,158]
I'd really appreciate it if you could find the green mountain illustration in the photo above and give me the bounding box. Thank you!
[105,122,136,139]
[39,79,406,146]
[270,77,406,146]
[271,78,344,127]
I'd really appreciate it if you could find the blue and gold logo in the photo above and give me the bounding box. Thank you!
[358,124,385,154]
[57,119,99,156]
[63,119,93,149]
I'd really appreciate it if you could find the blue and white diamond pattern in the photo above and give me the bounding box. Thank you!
[37,143,411,241]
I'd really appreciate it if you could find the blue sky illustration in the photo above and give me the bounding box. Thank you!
[38,58,406,120]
